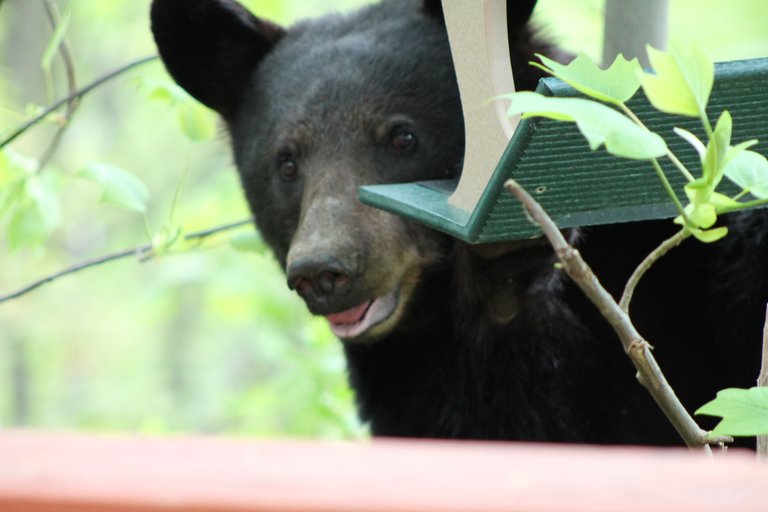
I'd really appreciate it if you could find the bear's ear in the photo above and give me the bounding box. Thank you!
[422,1,536,26]
[150,0,285,118]
[507,0,537,27]
[422,0,443,20]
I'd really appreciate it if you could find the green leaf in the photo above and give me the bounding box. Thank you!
[8,202,45,250]
[727,139,760,161]
[26,175,61,228]
[134,77,217,142]
[604,130,664,160]
[6,175,61,250]
[708,191,742,210]
[504,92,666,159]
[230,230,265,253]
[683,179,708,215]
[533,53,642,105]
[40,7,72,72]
[679,112,738,231]
[0,149,35,220]
[133,77,191,104]
[640,45,714,118]
[673,127,706,160]
[724,150,768,199]
[684,201,717,229]
[78,163,149,213]
[689,226,728,243]
[0,147,36,179]
[696,387,768,437]
[152,223,183,254]
[702,110,732,186]
[177,103,216,142]
[0,149,31,194]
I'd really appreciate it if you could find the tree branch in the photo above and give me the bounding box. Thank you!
[38,0,81,172]
[758,305,768,458]
[620,229,690,312]
[0,55,158,150]
[0,218,254,304]
[504,179,714,452]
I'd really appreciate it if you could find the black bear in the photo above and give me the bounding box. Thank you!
[150,0,764,443]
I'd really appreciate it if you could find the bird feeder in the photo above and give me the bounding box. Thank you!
[358,0,768,242]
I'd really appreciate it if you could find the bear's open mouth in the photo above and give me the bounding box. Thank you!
[325,291,398,339]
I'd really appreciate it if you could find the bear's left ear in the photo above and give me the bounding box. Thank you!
[150,0,285,119]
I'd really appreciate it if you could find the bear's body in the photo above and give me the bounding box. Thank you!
[151,0,764,443]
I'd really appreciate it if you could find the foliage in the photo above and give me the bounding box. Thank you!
[504,47,768,443]
[696,388,768,438]
[0,147,61,249]
[78,162,150,213]
[504,47,768,243]
[504,91,667,159]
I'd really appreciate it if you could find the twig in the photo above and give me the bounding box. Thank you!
[619,104,696,183]
[37,0,80,172]
[650,158,688,221]
[0,218,254,304]
[718,197,768,215]
[758,305,768,458]
[0,55,158,150]
[180,218,255,244]
[620,229,690,312]
[504,179,713,452]
[42,0,78,96]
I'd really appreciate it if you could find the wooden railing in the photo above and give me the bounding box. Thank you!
[0,430,766,511]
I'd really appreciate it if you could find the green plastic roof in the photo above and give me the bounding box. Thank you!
[359,57,768,243]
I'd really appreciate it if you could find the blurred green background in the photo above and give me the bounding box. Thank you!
[1,0,766,438]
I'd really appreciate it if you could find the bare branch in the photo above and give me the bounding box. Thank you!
[0,218,254,304]
[504,179,713,452]
[620,229,690,312]
[0,55,158,150]
[758,305,768,458]
[37,0,80,172]
[42,0,77,93]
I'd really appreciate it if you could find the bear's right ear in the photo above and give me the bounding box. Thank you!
[423,1,537,26]
[422,0,444,20]
[150,0,285,119]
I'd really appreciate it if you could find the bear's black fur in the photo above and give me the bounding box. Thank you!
[151,0,765,443]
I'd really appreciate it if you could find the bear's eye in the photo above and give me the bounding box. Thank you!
[277,153,298,180]
[389,125,417,152]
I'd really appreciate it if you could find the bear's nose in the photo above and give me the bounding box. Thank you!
[287,256,354,304]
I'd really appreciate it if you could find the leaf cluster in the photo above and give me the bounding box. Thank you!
[506,47,768,438]
[503,47,768,243]
[505,48,768,441]
[0,148,60,250]
[0,74,223,253]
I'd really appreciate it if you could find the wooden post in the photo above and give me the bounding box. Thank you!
[758,305,768,457]
[603,0,669,67]
[444,0,517,212]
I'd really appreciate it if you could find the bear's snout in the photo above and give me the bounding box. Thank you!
[287,255,354,309]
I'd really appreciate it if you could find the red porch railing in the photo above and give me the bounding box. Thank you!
[0,430,766,511]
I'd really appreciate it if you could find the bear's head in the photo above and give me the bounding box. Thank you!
[151,0,537,342]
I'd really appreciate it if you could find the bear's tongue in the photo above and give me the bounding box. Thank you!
[324,292,398,339]
[326,301,372,325]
